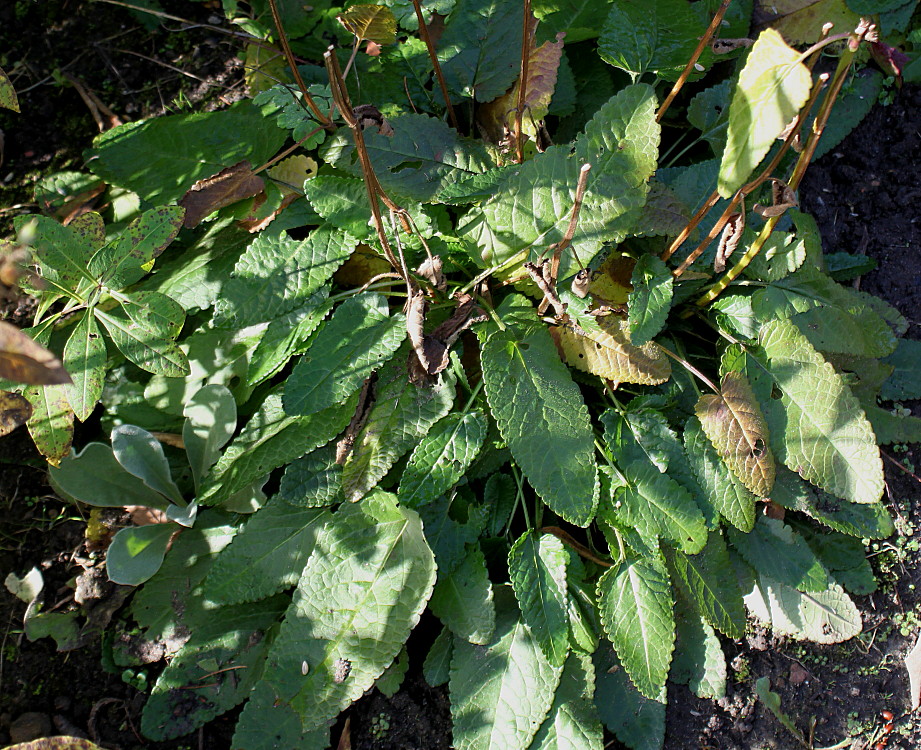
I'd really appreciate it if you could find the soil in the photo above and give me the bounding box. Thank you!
[1,3,921,749]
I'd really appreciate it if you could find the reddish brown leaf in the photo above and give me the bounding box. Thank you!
[754,178,799,218]
[0,322,72,385]
[0,390,32,437]
[179,160,265,228]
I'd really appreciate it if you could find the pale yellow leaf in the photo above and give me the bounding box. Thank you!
[267,154,319,197]
[337,4,397,45]
[755,0,860,45]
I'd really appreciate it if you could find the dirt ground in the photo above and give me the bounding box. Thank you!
[1,2,920,749]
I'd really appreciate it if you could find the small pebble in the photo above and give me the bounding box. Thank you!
[9,712,52,743]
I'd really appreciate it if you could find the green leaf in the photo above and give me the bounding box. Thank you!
[204,497,330,605]
[88,206,184,289]
[687,79,730,155]
[216,227,355,328]
[15,215,93,298]
[107,523,176,585]
[484,471,518,536]
[533,0,610,42]
[342,354,456,502]
[728,516,828,593]
[280,445,343,508]
[24,384,75,466]
[258,494,436,731]
[86,100,287,204]
[881,338,921,401]
[450,585,563,750]
[599,0,712,81]
[111,424,184,504]
[718,29,813,197]
[480,302,598,526]
[594,646,666,750]
[62,313,106,421]
[283,293,406,417]
[418,493,484,574]
[182,384,237,489]
[470,84,659,273]
[628,254,673,345]
[233,683,329,750]
[756,319,883,504]
[50,442,169,510]
[508,531,570,667]
[398,410,487,508]
[434,165,520,205]
[437,0,523,102]
[865,404,921,446]
[429,542,496,645]
[671,597,726,700]
[423,626,453,687]
[199,389,357,506]
[323,113,493,202]
[664,531,746,638]
[799,526,876,596]
[95,307,190,378]
[141,596,287,740]
[0,64,20,112]
[743,570,862,644]
[597,557,675,700]
[530,652,603,750]
[303,175,373,238]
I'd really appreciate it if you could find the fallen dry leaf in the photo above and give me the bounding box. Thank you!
[715,211,745,273]
[905,632,921,710]
[179,160,265,228]
[0,321,72,385]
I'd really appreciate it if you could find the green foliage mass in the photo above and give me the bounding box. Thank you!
[3,1,916,748]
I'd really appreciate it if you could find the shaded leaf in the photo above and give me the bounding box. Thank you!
[594,646,665,750]
[671,596,727,699]
[729,516,828,593]
[0,321,71,385]
[531,652,603,750]
[0,64,19,112]
[112,424,184,504]
[183,384,237,489]
[429,542,495,645]
[179,161,265,228]
[760,0,860,45]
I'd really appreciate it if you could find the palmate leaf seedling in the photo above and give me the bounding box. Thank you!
[10,2,921,749]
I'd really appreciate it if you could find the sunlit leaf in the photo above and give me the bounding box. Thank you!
[337,4,397,44]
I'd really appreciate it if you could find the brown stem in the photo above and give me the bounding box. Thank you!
[515,0,533,163]
[540,526,613,568]
[254,126,325,173]
[411,0,459,131]
[660,189,720,262]
[267,0,332,127]
[656,0,732,123]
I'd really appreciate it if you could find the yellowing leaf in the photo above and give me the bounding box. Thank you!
[756,0,860,45]
[6,739,106,750]
[695,372,775,497]
[0,64,19,113]
[551,317,671,385]
[268,154,319,197]
[244,42,287,96]
[337,4,397,45]
[0,390,32,437]
[587,251,634,305]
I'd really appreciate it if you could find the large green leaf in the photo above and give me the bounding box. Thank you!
[670,596,726,700]
[111,424,184,504]
[62,313,106,422]
[398,410,487,508]
[881,338,921,401]
[182,384,237,489]
[216,227,356,328]
[450,585,563,750]
[199,389,357,506]
[727,516,828,593]
[429,542,495,645]
[86,100,287,204]
[756,319,883,504]
[480,300,598,526]
[14,215,94,297]
[597,557,675,700]
[508,531,570,667]
[531,652,603,750]
[341,354,456,502]
[599,0,712,81]
[283,293,406,417]
[628,253,674,346]
[718,29,813,197]
[594,647,665,750]
[468,84,660,273]
[303,175,373,238]
[258,493,436,731]
[204,497,331,605]
[24,383,74,466]
[141,596,287,740]
[106,522,176,585]
[94,307,190,378]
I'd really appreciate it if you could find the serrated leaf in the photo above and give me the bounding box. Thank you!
[664,531,746,638]
[728,516,828,592]
[24,384,74,466]
[233,683,329,750]
[695,371,775,497]
[865,404,921,446]
[508,531,570,667]
[94,307,190,378]
[204,497,330,605]
[757,319,883,504]
[628,254,673,346]
[141,596,287,740]
[552,317,672,385]
[480,304,598,526]
[88,206,184,289]
[283,293,406,417]
[398,410,487,508]
[450,585,563,750]
[418,493,485,574]
[594,647,666,750]
[337,4,397,43]
[199,389,357,506]
[423,626,453,687]
[258,494,436,731]
[86,100,287,205]
[688,79,731,155]
[530,652,603,750]
[280,445,343,508]
[671,597,727,700]
[342,355,456,502]
[718,29,813,197]
[62,313,106,421]
[800,526,876,596]
[597,557,675,700]
[743,572,862,644]
[217,227,356,328]
[634,180,691,237]
[599,0,712,81]
[429,542,495,645]
[303,176,373,238]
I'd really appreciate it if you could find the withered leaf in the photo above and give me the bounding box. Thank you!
[715,211,745,273]
[754,178,798,218]
[695,371,775,497]
[571,268,591,299]
[0,390,32,437]
[68,211,106,249]
[551,316,671,385]
[416,255,446,291]
[409,291,484,378]
[179,160,265,228]
[0,321,72,385]
[587,251,635,305]
[337,4,397,45]
[711,38,753,55]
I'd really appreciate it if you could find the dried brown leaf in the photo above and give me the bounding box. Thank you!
[754,178,799,218]
[695,371,775,497]
[0,321,71,385]
[715,211,745,273]
[711,38,754,55]
[0,390,32,437]
[179,160,265,228]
